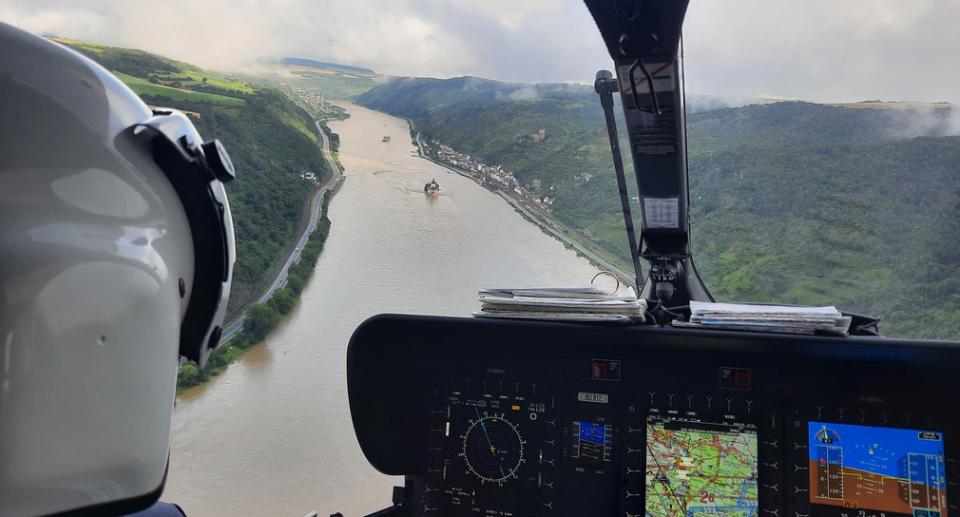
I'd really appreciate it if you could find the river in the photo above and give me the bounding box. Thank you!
[163,103,599,516]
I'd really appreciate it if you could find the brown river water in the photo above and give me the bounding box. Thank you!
[163,103,599,516]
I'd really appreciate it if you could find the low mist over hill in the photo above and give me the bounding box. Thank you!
[359,77,960,339]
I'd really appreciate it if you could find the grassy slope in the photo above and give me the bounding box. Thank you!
[112,71,246,106]
[358,78,960,339]
[57,38,329,314]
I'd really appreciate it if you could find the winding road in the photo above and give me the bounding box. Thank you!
[221,121,342,343]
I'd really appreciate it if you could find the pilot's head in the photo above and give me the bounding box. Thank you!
[0,22,236,516]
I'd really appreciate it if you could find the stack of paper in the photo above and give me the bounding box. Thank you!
[673,301,852,335]
[473,286,646,323]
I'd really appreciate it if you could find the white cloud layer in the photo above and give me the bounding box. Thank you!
[1,0,957,103]
[683,0,960,103]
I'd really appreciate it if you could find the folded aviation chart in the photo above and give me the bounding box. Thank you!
[674,302,852,335]
[474,285,647,323]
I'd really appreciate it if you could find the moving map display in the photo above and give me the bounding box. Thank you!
[809,422,947,517]
[646,416,759,517]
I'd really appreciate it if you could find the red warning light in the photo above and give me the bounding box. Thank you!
[719,367,752,391]
[591,359,621,381]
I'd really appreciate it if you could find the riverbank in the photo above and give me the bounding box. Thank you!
[176,117,344,394]
[176,185,339,393]
[404,119,636,286]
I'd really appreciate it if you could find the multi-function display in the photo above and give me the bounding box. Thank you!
[571,421,613,468]
[646,417,759,517]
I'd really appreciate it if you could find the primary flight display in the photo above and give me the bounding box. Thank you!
[809,422,947,517]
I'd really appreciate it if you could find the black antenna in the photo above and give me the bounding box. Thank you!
[627,59,662,115]
[595,70,644,290]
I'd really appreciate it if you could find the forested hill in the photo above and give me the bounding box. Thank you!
[56,39,329,315]
[358,77,960,340]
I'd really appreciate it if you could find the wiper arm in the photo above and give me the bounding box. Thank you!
[595,70,644,289]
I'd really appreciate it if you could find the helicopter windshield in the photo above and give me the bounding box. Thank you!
[3,1,958,516]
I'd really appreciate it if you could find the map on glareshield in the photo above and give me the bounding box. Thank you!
[646,417,759,517]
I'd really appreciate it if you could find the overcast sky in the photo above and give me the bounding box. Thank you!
[2,0,958,103]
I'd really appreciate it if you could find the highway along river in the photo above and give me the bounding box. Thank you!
[164,103,599,516]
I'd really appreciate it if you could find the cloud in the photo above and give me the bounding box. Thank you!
[1,1,958,104]
[883,107,960,139]
[683,0,960,104]
[507,87,538,101]
[0,1,485,76]
[685,93,763,113]
[454,0,561,29]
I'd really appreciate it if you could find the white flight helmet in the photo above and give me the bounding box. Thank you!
[0,22,235,516]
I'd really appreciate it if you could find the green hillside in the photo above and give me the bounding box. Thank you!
[58,38,329,315]
[358,78,960,340]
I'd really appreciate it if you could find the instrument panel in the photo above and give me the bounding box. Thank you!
[347,315,959,517]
